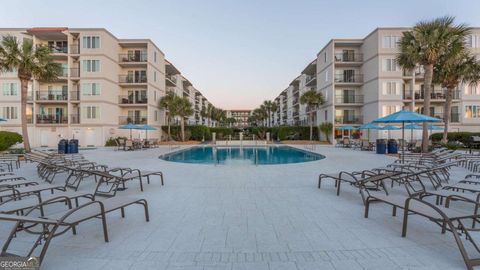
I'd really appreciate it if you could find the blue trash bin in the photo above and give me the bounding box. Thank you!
[387,139,398,154]
[376,139,386,154]
[58,139,69,154]
[69,139,79,154]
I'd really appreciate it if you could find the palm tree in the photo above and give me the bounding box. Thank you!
[397,16,469,152]
[434,42,480,143]
[0,36,61,152]
[173,96,193,141]
[159,91,176,141]
[319,122,333,143]
[206,104,214,127]
[270,102,278,127]
[263,100,274,127]
[300,89,324,141]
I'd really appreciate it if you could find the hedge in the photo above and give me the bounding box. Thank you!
[209,127,233,140]
[270,126,319,140]
[430,132,480,145]
[105,136,127,147]
[161,125,210,141]
[0,131,23,151]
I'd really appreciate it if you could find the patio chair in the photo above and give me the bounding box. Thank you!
[108,167,164,191]
[125,140,134,151]
[342,137,351,148]
[0,194,149,266]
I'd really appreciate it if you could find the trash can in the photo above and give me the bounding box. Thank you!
[376,139,386,154]
[387,139,398,154]
[58,139,69,154]
[69,139,79,154]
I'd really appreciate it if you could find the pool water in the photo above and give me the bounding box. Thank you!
[160,145,325,165]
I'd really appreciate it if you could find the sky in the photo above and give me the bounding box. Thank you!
[2,0,480,109]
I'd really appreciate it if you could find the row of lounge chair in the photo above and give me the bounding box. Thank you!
[317,148,480,270]
[0,150,164,266]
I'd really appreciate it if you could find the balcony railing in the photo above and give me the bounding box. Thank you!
[59,67,68,77]
[69,44,80,54]
[119,53,147,63]
[70,114,80,124]
[335,115,363,124]
[403,90,461,100]
[70,68,80,77]
[433,113,461,123]
[119,75,147,84]
[335,95,364,104]
[36,114,68,124]
[118,95,148,104]
[36,91,68,101]
[70,91,80,101]
[119,116,147,125]
[334,53,363,62]
[50,46,68,54]
[334,74,363,83]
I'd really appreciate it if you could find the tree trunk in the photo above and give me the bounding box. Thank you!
[180,117,185,141]
[167,114,171,141]
[309,111,313,141]
[442,88,453,144]
[422,64,434,153]
[20,79,31,152]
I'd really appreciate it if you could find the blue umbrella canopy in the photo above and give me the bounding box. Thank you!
[381,125,400,130]
[373,110,441,123]
[119,123,140,129]
[136,124,157,131]
[359,123,379,130]
[404,124,422,129]
[338,125,355,130]
[427,124,443,130]
[0,118,6,122]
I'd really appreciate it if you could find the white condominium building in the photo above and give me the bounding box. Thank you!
[225,110,251,128]
[0,27,214,147]
[274,27,480,140]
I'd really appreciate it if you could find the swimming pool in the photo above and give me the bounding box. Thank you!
[159,145,325,165]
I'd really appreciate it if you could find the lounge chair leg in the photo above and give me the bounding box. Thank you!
[101,213,109,242]
[392,206,397,217]
[317,176,322,189]
[364,199,370,218]
[441,221,446,234]
[142,200,149,222]
[473,204,479,228]
[401,209,409,237]
[139,179,144,192]
[147,176,150,184]
[336,181,341,196]
[71,225,77,235]
[160,174,164,186]
[121,207,125,218]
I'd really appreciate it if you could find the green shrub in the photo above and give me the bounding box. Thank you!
[270,126,318,140]
[210,127,234,140]
[189,125,210,141]
[105,136,127,147]
[0,131,23,151]
[430,132,480,145]
[161,125,208,141]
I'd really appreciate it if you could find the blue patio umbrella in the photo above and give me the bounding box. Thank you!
[373,110,441,162]
[338,125,355,139]
[135,124,157,140]
[359,123,379,141]
[0,118,6,122]
[381,125,400,140]
[427,124,443,130]
[119,123,140,139]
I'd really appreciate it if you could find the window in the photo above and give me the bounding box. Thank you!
[325,70,329,82]
[154,51,157,62]
[382,105,401,116]
[324,52,327,63]
[382,35,401,48]
[83,106,100,119]
[465,84,480,95]
[154,91,157,101]
[324,110,328,121]
[154,110,158,121]
[82,36,100,49]
[383,58,398,71]
[2,82,18,96]
[0,107,18,119]
[465,35,479,48]
[154,71,157,82]
[82,60,100,72]
[465,105,480,118]
[383,82,400,95]
[81,83,101,96]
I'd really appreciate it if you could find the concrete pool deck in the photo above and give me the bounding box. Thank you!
[1,145,474,269]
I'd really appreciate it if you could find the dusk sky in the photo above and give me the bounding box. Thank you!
[1,0,480,109]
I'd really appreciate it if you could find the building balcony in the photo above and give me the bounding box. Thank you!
[36,114,68,124]
[118,95,148,105]
[119,116,147,125]
[334,74,363,83]
[70,68,80,78]
[335,95,364,104]
[49,45,68,55]
[59,67,68,78]
[334,53,363,63]
[403,90,460,101]
[69,44,80,54]
[433,113,461,123]
[335,115,363,124]
[35,90,68,101]
[119,53,147,63]
[119,75,147,84]
[70,91,80,101]
[70,114,80,124]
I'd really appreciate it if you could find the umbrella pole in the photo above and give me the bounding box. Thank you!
[130,129,132,140]
[402,121,405,164]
